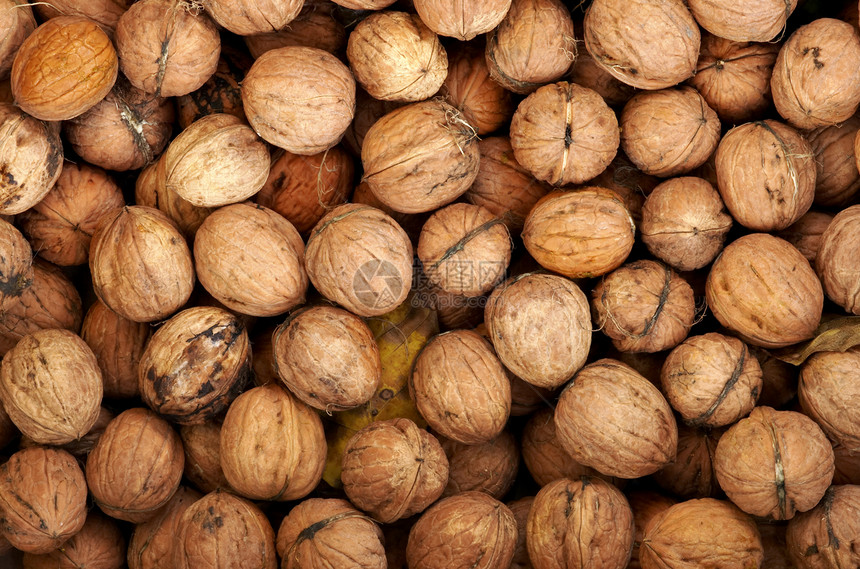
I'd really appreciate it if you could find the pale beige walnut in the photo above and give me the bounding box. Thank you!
[361,99,480,214]
[786,485,860,569]
[194,202,308,317]
[305,204,413,317]
[407,491,517,569]
[806,116,860,207]
[0,103,63,216]
[485,273,591,389]
[342,418,448,523]
[567,50,636,108]
[772,19,860,129]
[816,204,860,315]
[277,498,386,569]
[414,0,510,40]
[244,1,346,57]
[706,233,823,348]
[589,152,660,227]
[160,113,269,207]
[661,333,762,428]
[507,497,533,569]
[219,383,326,501]
[640,177,732,272]
[255,146,353,235]
[347,11,447,103]
[0,218,32,308]
[32,0,131,37]
[441,430,518,499]
[800,351,860,452]
[689,33,779,125]
[627,492,677,569]
[688,0,797,42]
[555,359,677,479]
[485,0,574,94]
[175,491,277,569]
[273,305,381,412]
[18,161,124,266]
[640,498,764,569]
[80,299,150,399]
[440,42,515,136]
[522,188,635,279]
[175,44,250,129]
[417,203,511,297]
[205,0,302,35]
[242,45,355,154]
[11,16,117,121]
[527,477,634,569]
[139,306,250,425]
[510,82,619,185]
[0,259,82,356]
[134,161,212,240]
[0,1,35,80]
[116,0,220,97]
[652,424,723,500]
[89,205,195,323]
[620,87,721,178]
[0,447,87,554]
[21,511,125,569]
[716,120,815,231]
[64,78,174,172]
[0,328,101,445]
[714,406,835,520]
[592,260,696,353]
[584,0,699,90]
[180,421,230,494]
[127,486,202,569]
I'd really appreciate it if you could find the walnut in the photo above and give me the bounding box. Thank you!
[127,486,202,569]
[588,152,660,227]
[440,429,518,499]
[340,88,402,158]
[799,350,860,452]
[567,49,637,108]
[176,44,250,129]
[507,496,533,569]
[714,406,835,520]
[180,421,230,494]
[816,204,860,314]
[806,115,860,207]
[626,491,677,569]
[0,218,32,309]
[786,485,860,569]
[243,1,346,57]
[32,0,131,37]
[687,0,798,42]
[414,0,510,40]
[134,161,212,240]
[652,424,723,500]
[21,512,125,569]
[205,0,302,35]
[0,1,35,80]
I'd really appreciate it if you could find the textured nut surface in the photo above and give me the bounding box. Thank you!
[652,424,723,499]
[816,204,860,314]
[687,0,798,41]
[786,485,860,569]
[0,1,35,80]
[0,218,32,308]
[134,161,212,240]
[627,492,677,569]
[440,43,514,135]
[127,486,202,569]
[441,430,518,499]
[32,0,131,37]
[415,0,511,40]
[243,1,346,58]
[799,350,860,452]
[806,115,860,207]
[21,511,125,569]
[205,0,303,35]
[180,421,229,494]
[522,407,607,486]
[567,49,637,108]
[175,44,250,129]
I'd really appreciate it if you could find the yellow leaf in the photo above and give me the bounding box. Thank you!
[771,316,860,366]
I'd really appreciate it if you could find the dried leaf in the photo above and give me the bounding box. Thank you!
[771,316,860,365]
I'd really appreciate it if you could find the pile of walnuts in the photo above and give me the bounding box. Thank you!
[2,0,860,567]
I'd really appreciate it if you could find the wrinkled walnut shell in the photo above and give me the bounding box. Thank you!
[687,0,797,42]
[134,161,212,240]
[205,0,302,35]
[32,0,131,37]
[415,0,511,40]
[180,421,229,494]
[651,423,723,500]
[441,430,518,499]
[786,485,860,569]
[0,218,32,308]
[21,511,125,569]
[799,350,860,452]
[627,492,677,569]
[806,115,860,207]
[0,1,35,80]
[243,1,346,58]
[815,204,860,315]
[127,486,202,569]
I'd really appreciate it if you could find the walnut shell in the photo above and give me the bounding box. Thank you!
[689,33,780,125]
[0,328,101,445]
[0,1,35,80]
[243,1,346,57]
[661,333,762,428]
[342,418,448,523]
[255,146,353,235]
[21,511,125,569]
[592,260,696,353]
[160,113,269,207]
[687,0,797,42]
[806,116,860,207]
[620,87,721,178]
[242,45,355,154]
[0,218,32,308]
[139,306,250,425]
[277,498,385,569]
[651,423,723,500]
[175,44,250,129]
[706,233,823,348]
[772,19,860,129]
[588,152,660,227]
[40,405,114,460]
[714,406,835,520]
[32,0,131,37]
[786,485,860,569]
[134,161,213,240]
[0,447,87,554]
[361,99,480,214]
[527,477,634,569]
[340,88,402,158]
[507,496,534,569]
[484,0,575,94]
[411,329,511,445]
[18,161,125,266]
[11,16,117,121]
[116,0,220,97]
[175,491,277,569]
[441,430,518,499]
[194,202,308,317]
[640,177,732,272]
[715,120,815,232]
[0,103,63,215]
[627,492,677,569]
[485,273,591,389]
[219,383,326,501]
[567,49,637,108]
[440,41,515,136]
[347,11,447,103]
[816,204,860,315]
[407,491,517,569]
[640,498,763,569]
[510,82,619,186]
[329,0,395,8]
[799,351,860,452]
[205,0,302,35]
[180,421,229,494]
[127,486,202,569]
[522,188,635,279]
[305,203,413,317]
[89,205,195,323]
[414,0,510,40]
[584,0,700,90]
[555,358,678,479]
[0,258,82,356]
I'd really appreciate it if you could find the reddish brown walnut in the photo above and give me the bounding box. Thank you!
[800,350,860,452]
[805,115,860,207]
[243,1,346,57]
[816,204,860,314]
[180,421,230,494]
[32,0,131,37]
[127,486,202,569]
[567,50,637,108]
[21,511,125,569]
[441,430,519,499]
[134,161,212,240]
[522,408,608,487]
[652,424,723,499]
